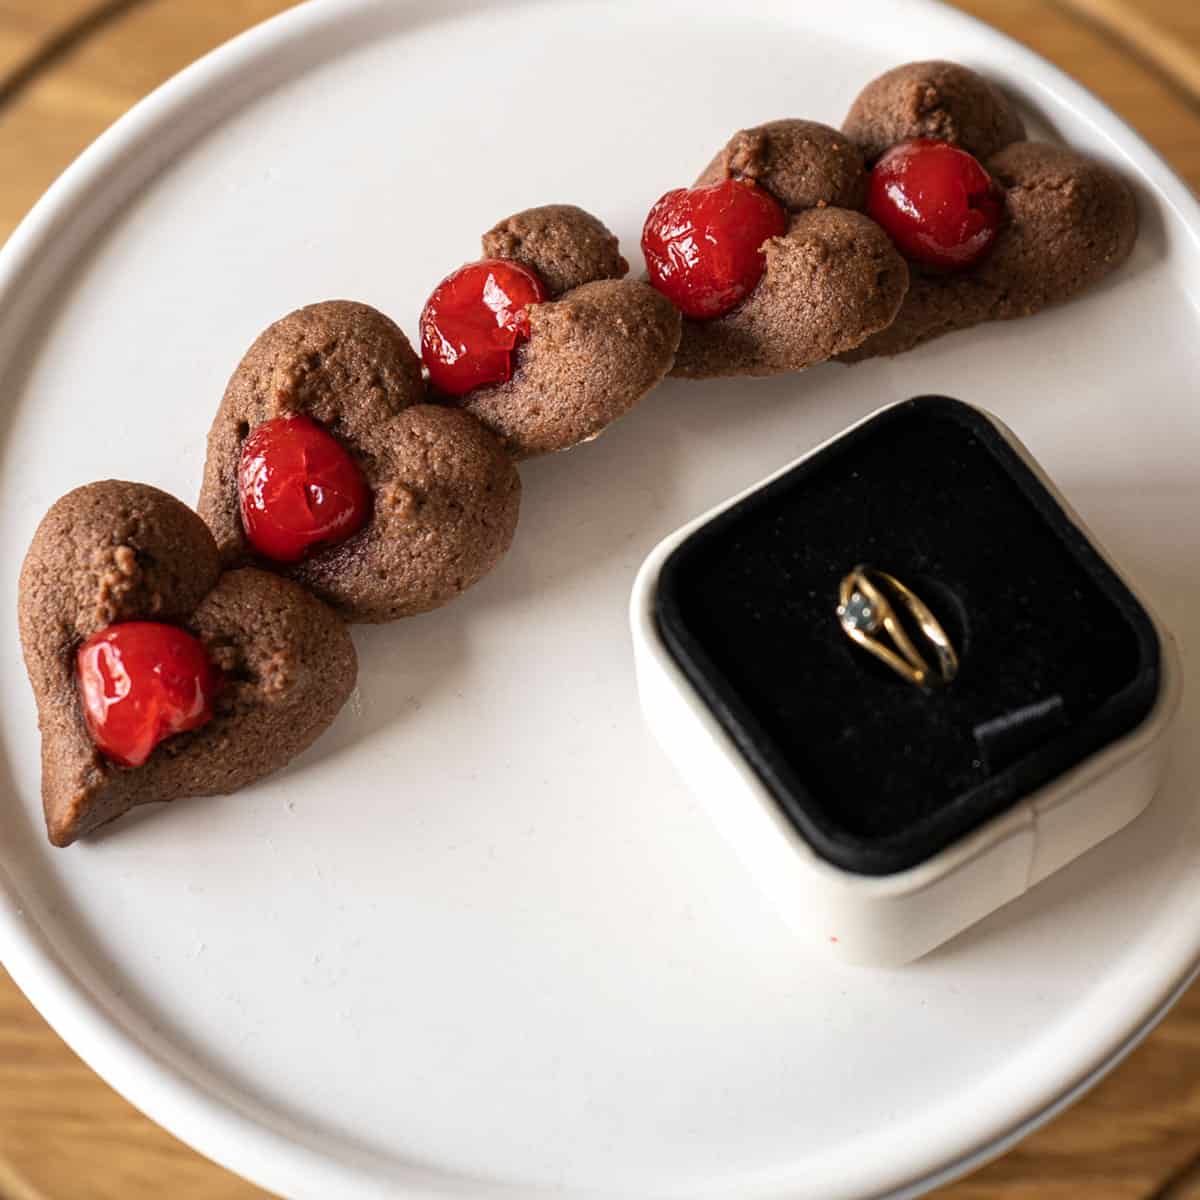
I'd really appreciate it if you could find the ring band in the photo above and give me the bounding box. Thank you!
[836,566,959,689]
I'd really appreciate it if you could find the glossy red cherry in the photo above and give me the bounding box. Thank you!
[76,622,220,768]
[238,415,371,563]
[420,259,547,397]
[641,178,788,320]
[867,139,1005,270]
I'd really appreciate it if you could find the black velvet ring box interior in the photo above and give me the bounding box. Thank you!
[654,395,1162,877]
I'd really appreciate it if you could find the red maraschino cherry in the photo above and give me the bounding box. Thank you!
[238,415,371,563]
[77,622,220,768]
[641,178,788,320]
[420,258,547,397]
[867,139,1005,270]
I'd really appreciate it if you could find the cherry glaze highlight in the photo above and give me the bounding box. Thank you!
[77,622,220,768]
[420,259,547,397]
[238,415,371,563]
[641,179,788,320]
[867,139,1005,271]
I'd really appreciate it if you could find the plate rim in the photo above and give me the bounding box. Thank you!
[1,0,1198,1197]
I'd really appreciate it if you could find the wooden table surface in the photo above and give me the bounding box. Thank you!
[2,1,1200,1196]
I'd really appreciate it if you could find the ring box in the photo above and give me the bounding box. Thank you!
[630,396,1182,965]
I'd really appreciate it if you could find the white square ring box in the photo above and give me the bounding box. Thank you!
[631,396,1182,966]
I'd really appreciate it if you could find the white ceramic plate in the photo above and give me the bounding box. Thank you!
[1,2,1198,1197]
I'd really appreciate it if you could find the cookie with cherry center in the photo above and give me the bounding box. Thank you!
[420,204,682,459]
[198,300,522,624]
[839,59,1138,359]
[18,481,357,846]
[641,120,909,378]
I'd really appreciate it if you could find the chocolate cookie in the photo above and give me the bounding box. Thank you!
[840,62,1137,360]
[19,481,357,846]
[671,122,908,378]
[198,300,522,622]
[844,60,1026,164]
[482,204,629,296]
[695,119,868,212]
[436,206,681,458]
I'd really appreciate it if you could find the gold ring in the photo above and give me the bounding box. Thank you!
[836,566,959,689]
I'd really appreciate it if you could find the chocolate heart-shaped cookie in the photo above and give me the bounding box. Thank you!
[838,61,1137,360]
[669,121,909,378]
[198,300,521,623]
[433,205,682,458]
[19,481,357,846]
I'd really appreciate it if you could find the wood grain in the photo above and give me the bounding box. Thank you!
[0,1,1198,1197]
[0,0,296,237]
[1058,0,1200,107]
